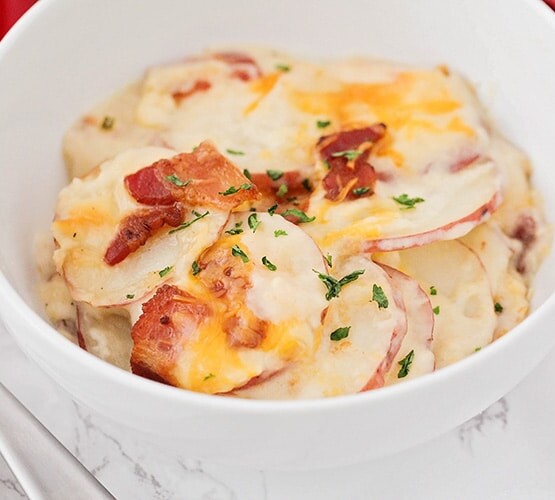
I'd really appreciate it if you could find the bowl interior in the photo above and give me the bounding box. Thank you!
[0,0,554,372]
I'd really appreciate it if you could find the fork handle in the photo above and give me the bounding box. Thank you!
[0,382,115,500]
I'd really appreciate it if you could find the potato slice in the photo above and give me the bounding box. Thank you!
[379,265,435,385]
[375,240,496,368]
[130,213,329,394]
[236,255,407,399]
[461,221,528,339]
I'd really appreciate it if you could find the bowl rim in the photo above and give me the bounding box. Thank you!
[1,0,555,415]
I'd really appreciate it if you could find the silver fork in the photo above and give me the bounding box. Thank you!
[0,382,115,499]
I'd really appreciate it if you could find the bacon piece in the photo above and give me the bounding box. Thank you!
[317,124,386,201]
[212,51,262,81]
[104,204,185,266]
[125,142,260,210]
[131,285,211,385]
[171,79,211,103]
[249,170,311,218]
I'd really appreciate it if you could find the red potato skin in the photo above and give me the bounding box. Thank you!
[362,190,502,253]
[360,279,408,391]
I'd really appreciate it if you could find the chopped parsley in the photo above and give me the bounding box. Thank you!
[314,269,365,301]
[231,245,249,263]
[429,286,437,296]
[225,221,244,235]
[323,159,331,170]
[226,148,245,156]
[248,213,261,233]
[126,294,135,299]
[158,266,173,278]
[372,284,389,309]
[330,326,351,341]
[352,186,371,197]
[316,119,331,129]
[397,350,415,378]
[274,229,288,237]
[101,116,115,130]
[325,253,333,268]
[261,256,277,271]
[331,149,362,161]
[433,305,440,315]
[302,178,312,192]
[191,261,201,276]
[169,210,209,234]
[268,204,278,216]
[281,209,315,223]
[393,193,425,209]
[276,63,291,72]
[276,184,288,197]
[494,302,504,313]
[203,373,215,381]
[266,169,283,181]
[243,168,252,181]
[474,347,482,352]
[219,183,253,196]
[165,173,191,187]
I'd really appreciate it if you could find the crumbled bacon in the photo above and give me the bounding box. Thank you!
[104,204,185,266]
[131,285,211,385]
[317,124,386,201]
[125,142,260,210]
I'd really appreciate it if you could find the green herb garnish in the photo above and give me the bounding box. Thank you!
[226,149,245,156]
[191,261,201,276]
[219,184,253,196]
[330,326,351,341]
[331,149,362,161]
[281,209,315,223]
[372,284,389,309]
[248,213,261,233]
[266,169,284,181]
[430,286,437,296]
[243,168,252,181]
[433,305,440,315]
[352,186,371,196]
[276,184,288,197]
[397,350,415,378]
[317,120,331,129]
[225,221,244,235]
[323,159,331,170]
[261,256,277,271]
[393,193,425,209]
[126,294,135,299]
[302,178,312,192]
[274,229,288,237]
[231,245,249,263]
[276,63,291,72]
[165,173,191,187]
[494,302,504,313]
[268,204,278,216]
[101,116,115,130]
[203,373,215,381]
[314,269,365,301]
[325,253,333,268]
[169,210,209,234]
[158,266,173,278]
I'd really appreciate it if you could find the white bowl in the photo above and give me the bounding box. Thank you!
[0,0,554,470]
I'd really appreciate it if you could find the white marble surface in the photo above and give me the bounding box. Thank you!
[1,319,555,500]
